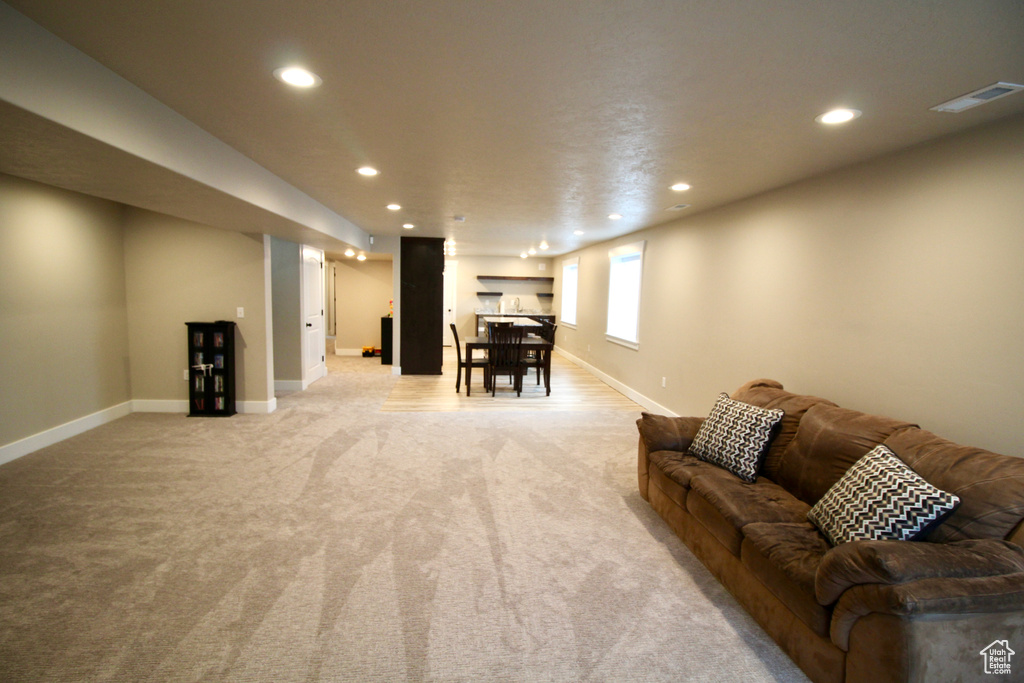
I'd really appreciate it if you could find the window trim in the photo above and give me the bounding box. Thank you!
[560,256,579,328]
[605,240,645,348]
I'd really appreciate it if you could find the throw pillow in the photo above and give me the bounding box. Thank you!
[807,444,961,546]
[687,393,784,482]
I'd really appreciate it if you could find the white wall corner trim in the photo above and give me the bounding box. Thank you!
[553,347,678,417]
[0,401,132,466]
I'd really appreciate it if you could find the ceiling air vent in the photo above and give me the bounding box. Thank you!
[930,82,1024,113]
[666,204,690,211]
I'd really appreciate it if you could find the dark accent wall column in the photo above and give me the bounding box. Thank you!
[399,236,444,374]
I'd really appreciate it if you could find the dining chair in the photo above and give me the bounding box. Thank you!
[487,324,525,396]
[486,321,513,338]
[450,323,488,396]
[520,323,556,385]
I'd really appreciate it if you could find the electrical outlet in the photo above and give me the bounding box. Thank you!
[184,369,189,380]
[236,307,244,318]
[661,376,667,388]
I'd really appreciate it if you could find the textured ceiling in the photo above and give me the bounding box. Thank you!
[4,0,1024,256]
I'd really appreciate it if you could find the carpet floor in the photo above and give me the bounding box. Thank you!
[0,354,808,682]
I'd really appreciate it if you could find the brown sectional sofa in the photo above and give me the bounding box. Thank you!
[637,379,1024,683]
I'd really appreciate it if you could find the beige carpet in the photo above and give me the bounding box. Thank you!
[0,355,807,682]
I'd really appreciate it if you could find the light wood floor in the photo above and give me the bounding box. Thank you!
[380,347,642,412]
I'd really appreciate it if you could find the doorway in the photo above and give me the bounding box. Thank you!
[443,259,457,347]
[302,246,326,382]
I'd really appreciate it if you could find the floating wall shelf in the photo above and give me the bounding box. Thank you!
[477,275,554,283]
[537,292,554,298]
[476,291,503,297]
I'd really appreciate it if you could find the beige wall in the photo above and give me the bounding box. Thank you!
[271,237,302,381]
[123,208,272,405]
[334,259,394,352]
[448,255,555,340]
[0,173,131,447]
[556,114,1024,456]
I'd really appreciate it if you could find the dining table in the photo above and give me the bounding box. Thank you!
[464,334,553,396]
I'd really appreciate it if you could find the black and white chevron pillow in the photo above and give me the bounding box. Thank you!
[808,444,961,546]
[687,393,784,482]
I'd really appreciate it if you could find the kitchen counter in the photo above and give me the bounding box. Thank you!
[474,311,555,335]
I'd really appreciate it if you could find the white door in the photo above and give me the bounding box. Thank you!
[443,259,457,346]
[302,246,326,383]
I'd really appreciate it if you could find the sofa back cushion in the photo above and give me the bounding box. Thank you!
[730,379,837,481]
[775,403,916,506]
[884,427,1024,542]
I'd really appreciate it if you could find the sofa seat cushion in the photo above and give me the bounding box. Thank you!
[687,474,812,556]
[742,522,833,637]
[647,452,690,509]
[648,450,726,489]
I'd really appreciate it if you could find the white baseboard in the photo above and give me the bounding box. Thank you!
[1,394,281,466]
[238,398,277,414]
[335,348,363,356]
[553,347,678,416]
[132,398,278,415]
[0,401,132,466]
[132,399,188,413]
[392,366,401,375]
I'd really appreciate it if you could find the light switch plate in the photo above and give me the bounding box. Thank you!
[236,307,244,318]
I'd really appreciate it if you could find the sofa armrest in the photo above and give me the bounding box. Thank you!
[637,413,703,502]
[830,573,1024,651]
[636,413,704,454]
[816,538,1024,605]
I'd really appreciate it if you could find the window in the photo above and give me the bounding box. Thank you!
[560,257,579,327]
[606,241,645,348]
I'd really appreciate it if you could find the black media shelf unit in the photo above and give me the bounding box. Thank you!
[186,321,236,417]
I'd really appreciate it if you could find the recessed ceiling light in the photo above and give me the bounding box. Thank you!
[608,213,623,220]
[357,166,378,176]
[520,252,528,259]
[344,248,355,257]
[528,248,537,255]
[573,230,585,236]
[815,108,862,125]
[386,204,401,211]
[356,253,367,261]
[539,241,549,250]
[670,183,691,192]
[402,223,414,229]
[273,67,322,88]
